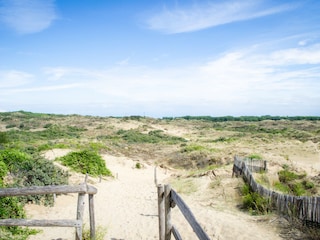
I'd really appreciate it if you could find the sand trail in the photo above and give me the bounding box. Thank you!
[26,150,289,240]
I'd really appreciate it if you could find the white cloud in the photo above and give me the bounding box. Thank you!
[146,0,297,34]
[42,43,320,107]
[2,42,319,116]
[9,83,83,93]
[269,44,320,65]
[0,70,34,88]
[198,43,320,108]
[0,0,57,34]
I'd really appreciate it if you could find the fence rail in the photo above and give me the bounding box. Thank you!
[233,156,320,225]
[157,184,211,240]
[0,183,97,240]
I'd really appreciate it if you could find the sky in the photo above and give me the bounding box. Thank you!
[0,0,320,118]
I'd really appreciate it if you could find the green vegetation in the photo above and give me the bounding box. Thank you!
[0,195,39,240]
[0,149,61,238]
[82,225,107,240]
[6,124,85,143]
[176,115,320,122]
[0,149,69,206]
[247,153,263,160]
[181,144,205,153]
[273,166,316,196]
[0,111,319,238]
[135,162,141,169]
[241,183,271,215]
[115,129,186,144]
[58,150,112,177]
[0,132,8,145]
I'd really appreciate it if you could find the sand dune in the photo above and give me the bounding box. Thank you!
[25,149,301,240]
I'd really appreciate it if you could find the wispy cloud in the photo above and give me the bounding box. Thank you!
[2,41,319,116]
[0,0,57,34]
[0,70,34,88]
[9,83,83,93]
[146,0,297,34]
[199,43,320,108]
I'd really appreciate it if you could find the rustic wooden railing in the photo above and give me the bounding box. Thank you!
[157,184,211,240]
[0,183,97,240]
[233,156,320,225]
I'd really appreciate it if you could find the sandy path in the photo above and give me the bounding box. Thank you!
[25,150,288,240]
[95,155,167,239]
[26,153,169,240]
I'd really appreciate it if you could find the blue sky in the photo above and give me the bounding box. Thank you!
[0,0,319,117]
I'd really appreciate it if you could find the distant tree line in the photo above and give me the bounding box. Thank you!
[163,115,320,122]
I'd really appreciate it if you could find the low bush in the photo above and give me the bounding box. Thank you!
[116,129,186,144]
[181,144,205,153]
[241,183,271,215]
[274,167,316,196]
[278,169,306,183]
[82,225,107,240]
[0,149,68,206]
[58,150,112,177]
[247,153,263,160]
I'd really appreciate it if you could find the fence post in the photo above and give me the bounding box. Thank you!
[75,193,85,240]
[154,166,158,186]
[89,194,96,240]
[165,184,172,240]
[158,184,165,240]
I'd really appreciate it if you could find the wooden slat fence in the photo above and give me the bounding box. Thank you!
[157,184,211,240]
[233,156,320,225]
[0,183,97,240]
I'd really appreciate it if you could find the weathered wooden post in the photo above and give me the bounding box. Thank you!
[165,184,172,240]
[89,194,96,240]
[158,184,165,240]
[154,166,158,186]
[75,193,85,240]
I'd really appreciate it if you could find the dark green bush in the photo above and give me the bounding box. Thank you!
[58,150,112,177]
[0,132,8,145]
[0,149,68,206]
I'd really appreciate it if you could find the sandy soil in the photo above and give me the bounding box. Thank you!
[23,149,307,240]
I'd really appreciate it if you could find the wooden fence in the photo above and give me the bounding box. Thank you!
[157,184,211,240]
[233,156,320,225]
[0,183,97,240]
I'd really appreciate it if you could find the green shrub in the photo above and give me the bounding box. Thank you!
[273,181,291,194]
[135,162,141,169]
[82,225,107,240]
[0,132,8,145]
[247,153,263,160]
[116,129,186,144]
[241,183,271,215]
[58,150,112,177]
[0,190,38,239]
[5,124,16,129]
[0,149,31,171]
[0,149,68,206]
[275,167,316,196]
[181,144,205,153]
[278,169,305,183]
